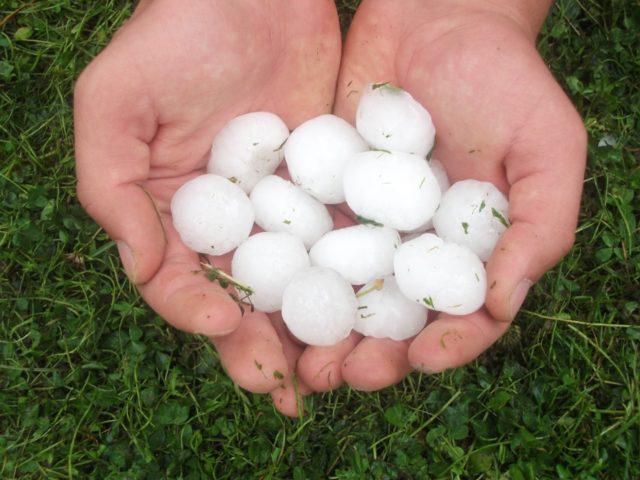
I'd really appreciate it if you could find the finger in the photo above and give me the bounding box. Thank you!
[333,0,403,122]
[257,0,341,129]
[274,163,292,181]
[342,337,411,391]
[297,332,362,392]
[332,206,357,229]
[485,89,587,322]
[130,0,154,19]
[211,311,289,394]
[269,313,312,417]
[138,217,241,335]
[75,51,164,285]
[408,310,509,373]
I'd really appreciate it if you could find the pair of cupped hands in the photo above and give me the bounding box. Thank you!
[74,0,586,416]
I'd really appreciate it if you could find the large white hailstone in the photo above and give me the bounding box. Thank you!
[309,225,400,285]
[281,266,357,346]
[343,150,441,231]
[250,175,333,249]
[231,232,310,313]
[356,82,435,156]
[171,174,254,255]
[207,112,289,193]
[433,179,509,261]
[406,158,451,233]
[394,233,486,315]
[429,159,450,194]
[354,276,427,340]
[284,114,369,204]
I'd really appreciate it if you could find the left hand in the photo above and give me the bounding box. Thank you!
[297,0,587,392]
[74,0,342,416]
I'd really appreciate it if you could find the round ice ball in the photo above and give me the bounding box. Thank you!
[284,114,369,204]
[207,112,289,193]
[394,233,486,315]
[433,179,509,261]
[231,232,310,313]
[282,266,357,346]
[309,225,400,285]
[354,276,427,340]
[405,158,451,233]
[429,159,450,195]
[343,150,441,231]
[250,175,333,249]
[170,174,254,255]
[356,82,435,156]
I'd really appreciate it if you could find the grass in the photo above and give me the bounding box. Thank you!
[1,0,639,478]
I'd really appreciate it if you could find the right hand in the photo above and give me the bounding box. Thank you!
[298,0,586,393]
[74,0,342,416]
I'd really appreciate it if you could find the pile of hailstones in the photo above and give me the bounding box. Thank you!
[171,82,509,347]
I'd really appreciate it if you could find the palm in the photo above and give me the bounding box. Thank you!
[401,26,533,192]
[75,0,341,415]
[128,0,339,208]
[298,0,586,391]
[335,7,553,189]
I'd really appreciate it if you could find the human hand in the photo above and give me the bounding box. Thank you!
[297,0,587,391]
[74,0,341,415]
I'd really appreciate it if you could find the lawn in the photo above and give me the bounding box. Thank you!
[1,0,639,478]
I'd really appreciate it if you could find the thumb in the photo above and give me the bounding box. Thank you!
[485,94,587,322]
[332,0,403,123]
[74,51,164,284]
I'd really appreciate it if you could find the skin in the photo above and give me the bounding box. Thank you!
[297,0,587,391]
[77,0,587,413]
[74,0,341,416]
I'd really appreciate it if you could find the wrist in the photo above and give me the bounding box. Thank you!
[421,0,553,41]
[132,0,154,18]
[478,0,554,37]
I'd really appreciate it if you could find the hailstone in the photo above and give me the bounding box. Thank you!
[281,266,357,346]
[207,112,289,193]
[394,233,486,315]
[284,114,369,204]
[171,174,254,255]
[309,225,400,285]
[354,276,427,340]
[433,179,509,261]
[231,232,310,312]
[407,158,451,233]
[356,82,435,156]
[250,175,333,249]
[428,159,450,196]
[343,150,441,231]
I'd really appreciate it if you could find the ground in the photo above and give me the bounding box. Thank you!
[1,0,639,478]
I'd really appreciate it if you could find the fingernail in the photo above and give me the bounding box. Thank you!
[198,293,242,336]
[410,362,436,374]
[197,312,239,337]
[509,279,532,319]
[208,326,238,337]
[116,241,137,283]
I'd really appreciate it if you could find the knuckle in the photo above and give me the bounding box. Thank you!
[557,229,576,257]
[76,181,98,217]
[572,119,588,151]
[74,49,116,105]
[74,62,100,102]
[576,121,588,149]
[566,110,588,155]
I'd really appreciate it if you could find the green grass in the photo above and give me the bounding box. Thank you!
[1,0,639,478]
